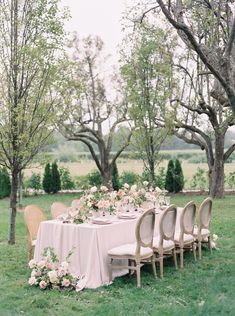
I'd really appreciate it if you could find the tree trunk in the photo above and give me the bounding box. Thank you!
[102,166,112,190]
[209,134,225,198]
[8,168,19,244]
[18,171,23,208]
[149,159,156,188]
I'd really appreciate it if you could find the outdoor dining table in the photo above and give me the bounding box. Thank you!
[34,208,183,289]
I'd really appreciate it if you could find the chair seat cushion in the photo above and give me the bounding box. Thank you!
[108,243,153,257]
[32,240,37,246]
[153,237,175,251]
[193,227,210,237]
[174,231,194,244]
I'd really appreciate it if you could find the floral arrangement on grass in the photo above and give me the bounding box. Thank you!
[28,248,85,291]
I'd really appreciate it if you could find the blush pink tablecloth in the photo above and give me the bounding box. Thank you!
[34,209,183,289]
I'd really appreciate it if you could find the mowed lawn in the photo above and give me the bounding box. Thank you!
[0,194,234,316]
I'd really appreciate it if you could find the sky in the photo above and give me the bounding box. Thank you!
[61,0,130,63]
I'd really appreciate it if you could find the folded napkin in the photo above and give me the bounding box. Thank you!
[117,213,137,219]
[92,217,112,225]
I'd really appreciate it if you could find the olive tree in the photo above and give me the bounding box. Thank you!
[58,34,132,189]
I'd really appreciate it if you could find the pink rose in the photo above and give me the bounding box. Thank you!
[62,278,70,287]
[39,280,48,289]
[28,276,37,286]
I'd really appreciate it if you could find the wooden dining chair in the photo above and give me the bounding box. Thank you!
[51,202,68,219]
[193,197,213,259]
[153,205,177,278]
[24,205,46,261]
[108,208,156,288]
[174,201,197,269]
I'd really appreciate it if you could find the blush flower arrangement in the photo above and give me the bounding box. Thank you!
[28,248,85,291]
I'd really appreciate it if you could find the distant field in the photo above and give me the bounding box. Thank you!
[24,158,235,186]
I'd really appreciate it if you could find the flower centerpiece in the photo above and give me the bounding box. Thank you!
[28,248,85,291]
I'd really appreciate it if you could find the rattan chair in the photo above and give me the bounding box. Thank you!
[174,201,197,269]
[153,205,177,278]
[51,202,68,219]
[193,197,213,259]
[108,208,156,288]
[24,205,46,261]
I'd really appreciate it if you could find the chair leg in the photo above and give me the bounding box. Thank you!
[173,248,178,270]
[198,240,202,260]
[193,242,197,261]
[151,254,157,279]
[128,259,132,276]
[180,248,184,269]
[208,235,212,253]
[108,257,113,283]
[136,261,141,288]
[159,255,164,279]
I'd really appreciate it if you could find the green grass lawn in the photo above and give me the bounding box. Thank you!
[0,194,234,316]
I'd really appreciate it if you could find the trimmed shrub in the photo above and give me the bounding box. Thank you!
[26,173,41,190]
[0,167,11,198]
[51,162,61,193]
[75,175,90,190]
[88,170,102,187]
[165,160,175,192]
[120,171,139,186]
[156,167,166,189]
[60,167,75,190]
[226,171,235,189]
[112,162,120,191]
[42,163,52,193]
[174,159,184,193]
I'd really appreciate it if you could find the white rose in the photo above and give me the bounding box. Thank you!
[90,186,97,193]
[61,261,69,270]
[28,276,37,285]
[48,270,58,284]
[38,260,46,269]
[123,183,129,189]
[130,184,137,192]
[143,181,149,186]
[213,234,218,241]
[28,259,37,269]
[31,269,37,277]
[87,202,92,208]
[155,187,162,193]
[100,185,108,192]
[109,191,117,200]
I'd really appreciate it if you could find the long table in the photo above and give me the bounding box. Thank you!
[34,210,182,288]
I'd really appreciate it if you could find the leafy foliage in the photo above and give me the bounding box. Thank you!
[226,171,235,189]
[174,159,184,193]
[60,167,75,190]
[120,171,139,186]
[43,163,52,194]
[51,162,61,194]
[156,167,166,190]
[88,170,102,187]
[25,173,41,190]
[190,168,208,190]
[111,162,120,191]
[0,167,11,199]
[165,160,175,192]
